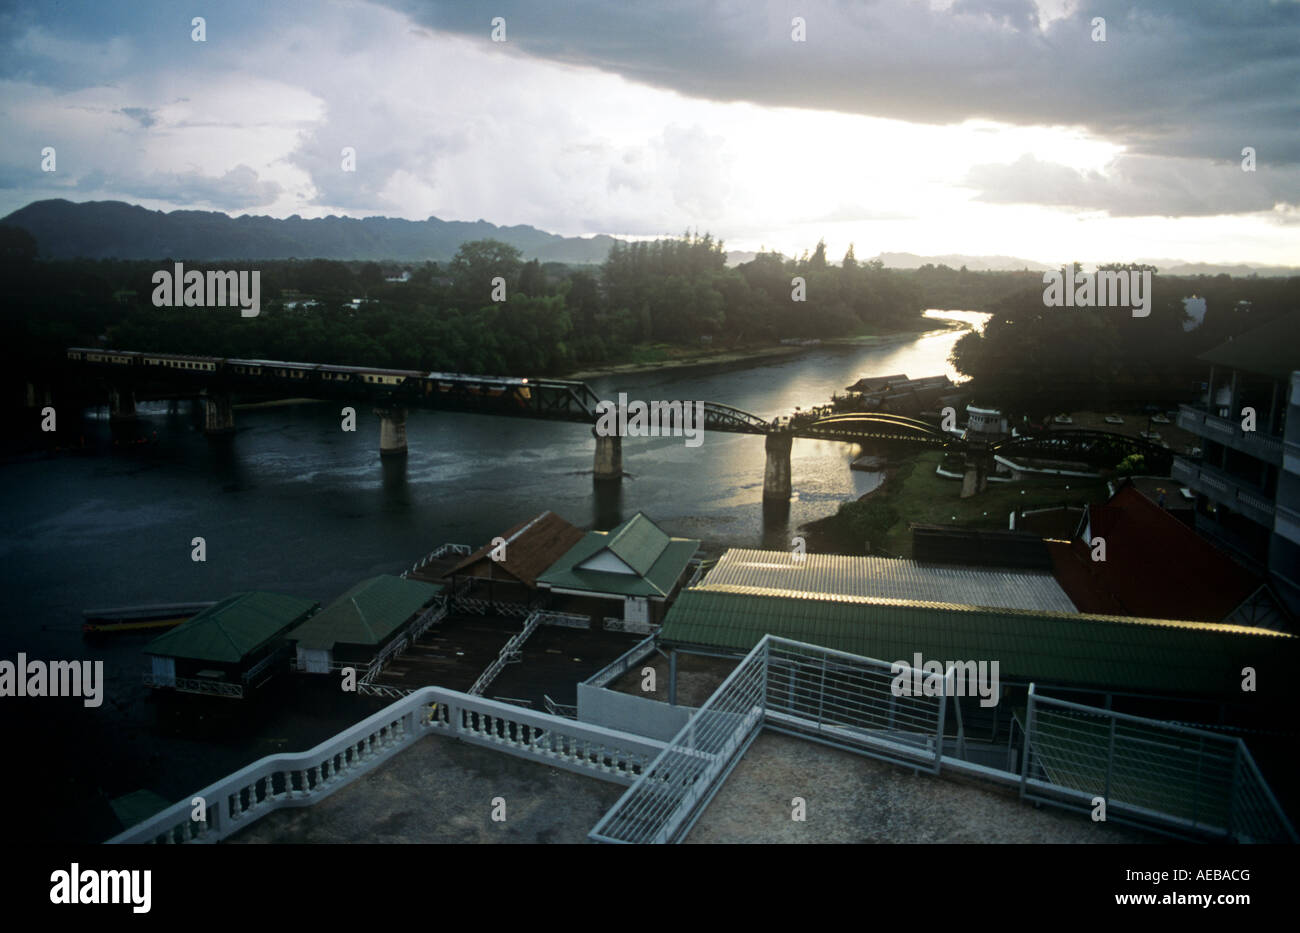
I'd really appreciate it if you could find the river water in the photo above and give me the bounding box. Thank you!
[0,310,985,839]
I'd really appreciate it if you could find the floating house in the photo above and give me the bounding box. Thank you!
[144,592,319,698]
[445,511,584,610]
[291,575,444,674]
[537,512,700,625]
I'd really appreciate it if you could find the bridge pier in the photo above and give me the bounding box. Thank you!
[375,407,408,458]
[593,428,623,480]
[763,431,793,501]
[202,391,234,435]
[961,464,988,498]
[109,385,137,422]
[25,381,53,409]
[961,443,990,498]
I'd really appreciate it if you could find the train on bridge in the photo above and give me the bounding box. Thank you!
[66,347,543,404]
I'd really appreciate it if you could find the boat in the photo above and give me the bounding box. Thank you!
[81,602,217,636]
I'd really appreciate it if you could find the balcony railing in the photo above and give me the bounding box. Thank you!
[107,688,666,843]
[1173,458,1277,527]
[1177,405,1283,466]
[142,673,243,698]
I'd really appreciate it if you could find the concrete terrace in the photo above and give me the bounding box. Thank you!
[228,732,625,844]
[225,728,1154,844]
[610,651,736,707]
[686,733,1154,844]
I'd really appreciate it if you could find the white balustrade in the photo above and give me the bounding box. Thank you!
[107,686,663,844]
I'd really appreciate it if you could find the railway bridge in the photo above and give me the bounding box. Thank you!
[62,348,1165,500]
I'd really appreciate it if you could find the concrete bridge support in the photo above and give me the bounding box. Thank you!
[763,431,793,501]
[593,428,623,480]
[960,444,990,498]
[960,465,988,498]
[25,381,53,409]
[375,407,408,458]
[109,385,137,422]
[202,391,235,435]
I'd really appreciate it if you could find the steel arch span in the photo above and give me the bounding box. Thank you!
[991,429,1172,470]
[795,412,955,446]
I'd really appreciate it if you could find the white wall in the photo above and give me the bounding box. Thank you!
[151,656,176,687]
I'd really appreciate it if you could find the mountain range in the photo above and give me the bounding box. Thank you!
[0,200,619,265]
[3,200,1297,277]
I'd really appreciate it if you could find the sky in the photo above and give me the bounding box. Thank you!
[1,0,1296,265]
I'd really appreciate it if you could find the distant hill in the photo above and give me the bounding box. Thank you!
[726,250,1049,270]
[872,251,1300,277]
[870,252,1056,272]
[0,199,620,263]
[1136,259,1300,278]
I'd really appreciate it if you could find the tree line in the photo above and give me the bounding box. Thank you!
[1,226,926,381]
[947,265,1300,419]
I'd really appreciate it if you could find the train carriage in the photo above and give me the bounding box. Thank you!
[425,371,531,401]
[67,348,143,366]
[141,353,220,372]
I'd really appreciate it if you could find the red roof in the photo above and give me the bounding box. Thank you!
[447,511,585,589]
[1048,483,1262,622]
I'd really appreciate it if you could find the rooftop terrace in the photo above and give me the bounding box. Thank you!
[229,732,624,844]
[228,728,1153,844]
[686,732,1152,844]
[112,636,1294,846]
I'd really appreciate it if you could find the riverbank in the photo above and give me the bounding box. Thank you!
[800,450,1111,558]
[233,397,324,410]
[564,343,805,380]
[562,321,958,381]
[817,317,966,348]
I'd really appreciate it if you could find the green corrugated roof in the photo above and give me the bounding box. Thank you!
[538,514,698,597]
[1198,310,1300,380]
[292,575,442,651]
[145,591,318,663]
[659,587,1297,698]
[606,513,671,576]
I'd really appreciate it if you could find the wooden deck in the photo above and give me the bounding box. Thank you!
[371,613,646,708]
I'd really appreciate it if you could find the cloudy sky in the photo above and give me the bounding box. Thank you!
[1,0,1296,264]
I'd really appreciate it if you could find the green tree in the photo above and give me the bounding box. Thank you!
[450,239,523,307]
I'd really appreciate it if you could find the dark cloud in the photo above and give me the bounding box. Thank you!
[965,153,1300,216]
[380,0,1300,165]
[117,106,155,127]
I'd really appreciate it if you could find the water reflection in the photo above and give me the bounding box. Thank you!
[592,475,623,530]
[380,454,409,505]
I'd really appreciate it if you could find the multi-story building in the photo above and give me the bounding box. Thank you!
[1174,310,1300,615]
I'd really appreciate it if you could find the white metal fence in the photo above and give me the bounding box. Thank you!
[1021,686,1297,843]
[402,542,472,578]
[589,637,769,844]
[583,634,658,689]
[590,635,952,844]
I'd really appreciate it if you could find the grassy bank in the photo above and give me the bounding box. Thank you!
[803,450,1112,557]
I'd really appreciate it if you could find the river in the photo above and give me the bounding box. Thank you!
[0,309,986,840]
